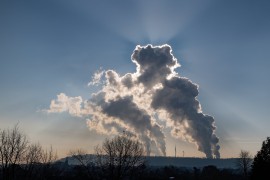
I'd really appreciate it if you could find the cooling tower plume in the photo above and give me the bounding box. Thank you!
[47,44,220,158]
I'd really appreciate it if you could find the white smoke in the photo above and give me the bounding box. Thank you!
[88,68,104,86]
[47,44,220,158]
[47,93,83,117]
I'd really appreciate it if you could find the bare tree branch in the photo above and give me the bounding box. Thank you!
[236,150,253,179]
[95,135,146,180]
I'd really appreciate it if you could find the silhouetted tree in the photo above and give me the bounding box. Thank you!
[39,146,59,180]
[0,125,28,180]
[0,124,61,180]
[251,137,270,180]
[95,135,146,180]
[236,150,253,179]
[23,144,58,180]
[23,143,43,179]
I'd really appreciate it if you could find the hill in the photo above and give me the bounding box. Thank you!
[59,155,238,169]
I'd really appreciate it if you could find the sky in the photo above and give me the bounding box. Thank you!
[1,0,270,158]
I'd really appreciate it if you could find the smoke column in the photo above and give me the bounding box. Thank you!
[47,44,220,158]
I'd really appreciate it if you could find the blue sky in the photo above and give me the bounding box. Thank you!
[1,0,270,158]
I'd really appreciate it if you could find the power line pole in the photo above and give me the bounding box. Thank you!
[175,145,176,158]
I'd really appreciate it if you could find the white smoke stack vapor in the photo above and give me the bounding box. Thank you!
[99,95,166,156]
[47,44,220,158]
[133,45,220,158]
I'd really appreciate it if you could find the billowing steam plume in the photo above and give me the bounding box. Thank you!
[47,44,220,158]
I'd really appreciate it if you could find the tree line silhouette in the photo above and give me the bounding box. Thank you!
[0,125,269,180]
